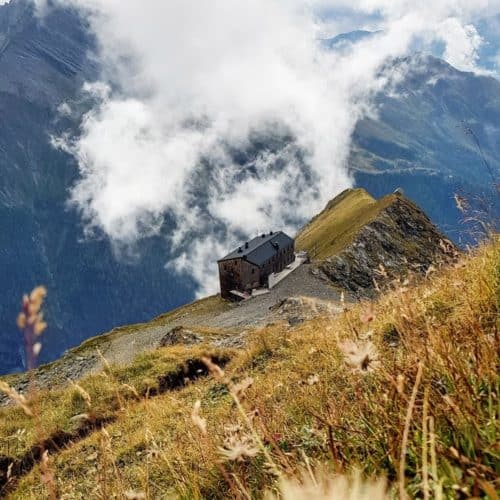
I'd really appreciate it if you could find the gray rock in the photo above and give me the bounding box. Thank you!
[158,326,204,347]
[288,317,304,327]
[318,196,458,297]
[212,332,247,349]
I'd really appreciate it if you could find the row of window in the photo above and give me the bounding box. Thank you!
[268,246,293,265]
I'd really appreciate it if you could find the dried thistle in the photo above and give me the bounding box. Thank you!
[340,341,380,374]
[218,434,260,462]
[269,470,389,500]
[203,356,280,474]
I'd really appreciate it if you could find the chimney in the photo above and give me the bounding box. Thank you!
[245,242,249,249]
[270,231,274,235]
[237,247,242,253]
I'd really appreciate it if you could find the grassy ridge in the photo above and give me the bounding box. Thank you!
[0,238,498,498]
[295,188,399,260]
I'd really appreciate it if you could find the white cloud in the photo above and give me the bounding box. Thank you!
[37,0,500,295]
[440,20,484,71]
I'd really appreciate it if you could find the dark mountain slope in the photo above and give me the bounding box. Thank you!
[0,5,498,375]
[0,0,93,107]
[0,1,193,374]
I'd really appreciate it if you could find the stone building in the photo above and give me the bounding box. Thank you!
[217,231,295,300]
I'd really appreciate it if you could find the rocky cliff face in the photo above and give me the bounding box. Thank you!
[318,195,458,296]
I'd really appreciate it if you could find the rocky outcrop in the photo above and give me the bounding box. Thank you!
[158,326,204,347]
[318,195,458,296]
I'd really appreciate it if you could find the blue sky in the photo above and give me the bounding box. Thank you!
[316,3,499,76]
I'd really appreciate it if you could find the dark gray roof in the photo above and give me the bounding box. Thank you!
[218,231,294,266]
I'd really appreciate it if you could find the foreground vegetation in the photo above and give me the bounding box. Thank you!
[0,238,498,498]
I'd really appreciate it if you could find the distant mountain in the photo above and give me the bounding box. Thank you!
[0,1,194,374]
[321,30,381,50]
[350,55,499,241]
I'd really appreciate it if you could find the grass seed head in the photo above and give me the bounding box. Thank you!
[18,285,48,369]
[230,377,254,399]
[202,356,226,381]
[191,400,207,435]
[71,381,92,409]
[0,381,33,416]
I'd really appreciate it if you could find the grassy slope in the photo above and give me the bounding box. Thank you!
[0,295,231,390]
[295,188,398,261]
[64,294,231,352]
[1,238,498,499]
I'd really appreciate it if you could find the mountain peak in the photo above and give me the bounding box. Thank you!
[297,189,458,296]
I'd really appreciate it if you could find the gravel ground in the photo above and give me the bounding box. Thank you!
[204,264,342,328]
[98,265,343,366]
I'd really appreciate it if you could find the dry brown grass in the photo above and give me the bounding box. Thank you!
[0,238,498,498]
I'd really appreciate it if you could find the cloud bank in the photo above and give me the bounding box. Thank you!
[38,0,499,295]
